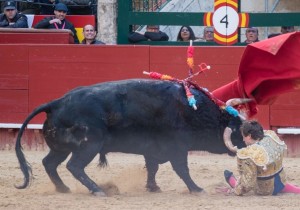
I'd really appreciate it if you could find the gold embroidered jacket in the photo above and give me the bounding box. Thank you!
[234,130,287,195]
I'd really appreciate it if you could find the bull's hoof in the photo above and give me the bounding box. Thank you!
[56,186,71,193]
[190,187,206,195]
[191,190,206,195]
[93,191,106,197]
[146,184,161,193]
[190,187,204,193]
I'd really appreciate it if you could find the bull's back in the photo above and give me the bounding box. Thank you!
[43,79,225,153]
[50,79,222,128]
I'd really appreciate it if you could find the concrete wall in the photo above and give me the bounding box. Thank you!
[97,0,117,44]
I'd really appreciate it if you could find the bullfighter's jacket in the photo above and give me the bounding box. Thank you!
[234,130,287,195]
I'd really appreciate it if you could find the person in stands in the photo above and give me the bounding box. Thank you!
[244,27,259,44]
[34,3,79,44]
[128,25,169,43]
[202,26,214,42]
[176,25,197,41]
[81,24,105,45]
[0,1,28,28]
[281,26,295,34]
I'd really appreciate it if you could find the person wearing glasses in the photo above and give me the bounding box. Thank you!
[0,1,28,28]
[34,3,79,44]
[202,26,214,42]
[268,26,296,38]
[281,26,295,34]
[128,25,169,43]
[244,27,259,44]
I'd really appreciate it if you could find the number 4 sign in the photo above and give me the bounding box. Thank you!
[203,0,249,45]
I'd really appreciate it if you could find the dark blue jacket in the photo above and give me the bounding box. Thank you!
[0,13,28,28]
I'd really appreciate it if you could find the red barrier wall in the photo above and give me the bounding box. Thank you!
[1,44,300,155]
[0,44,275,127]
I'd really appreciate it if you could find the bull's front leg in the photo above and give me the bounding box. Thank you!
[170,157,203,193]
[144,156,161,192]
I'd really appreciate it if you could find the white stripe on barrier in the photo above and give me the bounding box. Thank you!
[27,124,43,129]
[277,128,300,134]
[0,123,43,129]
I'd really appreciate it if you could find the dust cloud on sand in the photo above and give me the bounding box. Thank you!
[1,150,300,210]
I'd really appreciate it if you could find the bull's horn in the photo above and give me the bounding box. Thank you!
[223,127,238,153]
[226,98,253,107]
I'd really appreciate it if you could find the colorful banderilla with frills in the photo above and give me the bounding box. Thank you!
[142,71,178,82]
[142,40,241,117]
[187,40,195,77]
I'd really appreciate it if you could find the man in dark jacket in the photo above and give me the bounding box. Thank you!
[128,25,169,43]
[81,24,105,45]
[34,3,79,44]
[0,1,28,28]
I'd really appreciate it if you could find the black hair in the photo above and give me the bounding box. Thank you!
[240,120,264,140]
[176,26,196,41]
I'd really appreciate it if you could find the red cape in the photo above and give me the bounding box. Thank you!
[212,32,300,116]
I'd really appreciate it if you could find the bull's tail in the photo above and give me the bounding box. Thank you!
[15,102,52,189]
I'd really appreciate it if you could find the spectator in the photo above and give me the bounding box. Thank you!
[267,33,281,38]
[128,25,169,43]
[81,24,105,45]
[39,0,59,15]
[202,26,214,42]
[176,26,196,41]
[244,27,259,44]
[281,26,295,34]
[268,26,295,39]
[34,3,79,44]
[221,120,300,196]
[0,1,28,28]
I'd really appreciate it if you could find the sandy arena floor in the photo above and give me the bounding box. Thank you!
[1,150,300,210]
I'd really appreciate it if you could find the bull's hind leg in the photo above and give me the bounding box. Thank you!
[144,156,161,192]
[66,142,105,196]
[170,155,203,193]
[42,150,71,193]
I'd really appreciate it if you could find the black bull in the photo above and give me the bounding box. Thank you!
[15,79,245,195]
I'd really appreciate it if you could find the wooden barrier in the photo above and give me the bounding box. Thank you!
[0,28,74,44]
[0,44,300,155]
